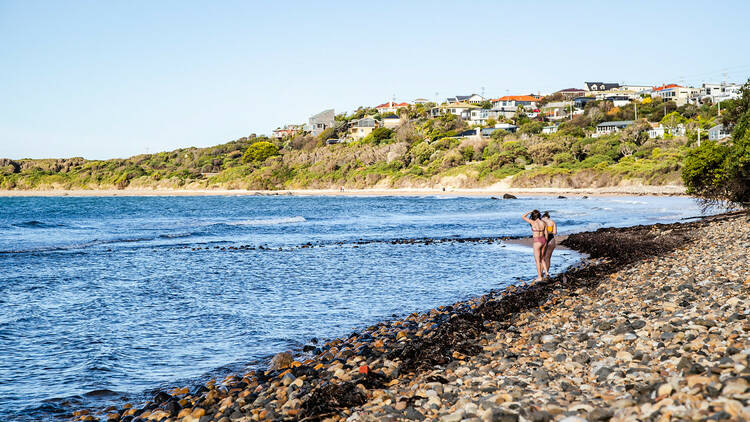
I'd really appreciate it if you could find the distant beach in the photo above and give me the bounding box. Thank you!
[0,184,686,197]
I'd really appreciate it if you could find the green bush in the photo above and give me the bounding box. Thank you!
[243,142,280,164]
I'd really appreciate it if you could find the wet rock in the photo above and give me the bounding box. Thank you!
[269,352,293,370]
[502,194,517,199]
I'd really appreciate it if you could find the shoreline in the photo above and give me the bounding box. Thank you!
[0,185,686,198]
[69,210,749,422]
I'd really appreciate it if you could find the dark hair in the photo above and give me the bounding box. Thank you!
[542,211,550,218]
[530,210,541,220]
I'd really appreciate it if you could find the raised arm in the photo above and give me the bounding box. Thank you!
[552,221,558,235]
[522,211,533,224]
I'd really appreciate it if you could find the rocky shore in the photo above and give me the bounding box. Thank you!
[72,211,749,422]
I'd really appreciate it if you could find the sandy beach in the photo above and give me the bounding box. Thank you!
[0,185,686,198]
[70,210,750,422]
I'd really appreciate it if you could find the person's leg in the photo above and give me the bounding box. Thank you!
[533,243,543,281]
[544,239,556,276]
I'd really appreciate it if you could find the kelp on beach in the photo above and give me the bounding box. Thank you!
[78,210,749,422]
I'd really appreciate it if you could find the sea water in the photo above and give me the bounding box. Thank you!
[0,195,708,420]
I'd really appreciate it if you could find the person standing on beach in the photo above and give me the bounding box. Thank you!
[522,210,548,281]
[541,211,557,278]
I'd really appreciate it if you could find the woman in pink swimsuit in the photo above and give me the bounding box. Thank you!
[522,209,548,281]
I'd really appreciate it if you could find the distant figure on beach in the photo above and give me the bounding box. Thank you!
[522,210,548,281]
[542,211,557,278]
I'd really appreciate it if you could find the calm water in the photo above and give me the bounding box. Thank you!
[0,195,707,420]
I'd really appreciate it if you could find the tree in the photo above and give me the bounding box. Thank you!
[478,100,493,109]
[243,142,280,164]
[682,80,750,207]
[660,111,686,130]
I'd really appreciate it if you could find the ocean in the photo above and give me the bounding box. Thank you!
[0,195,708,420]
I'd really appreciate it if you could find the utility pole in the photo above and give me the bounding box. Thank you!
[697,127,701,147]
[634,102,637,120]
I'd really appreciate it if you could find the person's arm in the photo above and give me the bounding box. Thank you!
[522,211,533,224]
[553,222,558,235]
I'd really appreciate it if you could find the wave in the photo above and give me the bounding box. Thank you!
[226,216,306,226]
[11,220,63,229]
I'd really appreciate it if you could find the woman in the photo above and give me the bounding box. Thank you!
[541,211,557,278]
[522,210,548,281]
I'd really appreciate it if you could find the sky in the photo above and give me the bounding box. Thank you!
[1,1,750,160]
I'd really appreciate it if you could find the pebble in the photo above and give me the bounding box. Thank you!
[78,213,750,422]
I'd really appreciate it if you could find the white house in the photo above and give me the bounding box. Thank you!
[619,84,653,94]
[413,98,430,105]
[594,120,633,137]
[648,123,686,139]
[431,102,479,120]
[695,83,743,104]
[542,125,558,134]
[708,124,731,141]
[491,95,539,118]
[446,94,485,104]
[650,84,699,106]
[271,124,304,139]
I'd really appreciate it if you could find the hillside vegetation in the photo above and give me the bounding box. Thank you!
[0,95,738,191]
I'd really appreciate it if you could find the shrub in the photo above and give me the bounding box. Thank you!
[410,142,435,165]
[243,142,280,164]
[527,142,562,165]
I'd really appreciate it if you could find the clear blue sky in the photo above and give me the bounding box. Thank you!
[2,0,749,160]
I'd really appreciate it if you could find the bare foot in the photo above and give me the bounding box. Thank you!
[533,277,543,282]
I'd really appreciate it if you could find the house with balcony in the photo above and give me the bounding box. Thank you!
[347,117,380,140]
[594,120,633,137]
[307,109,335,137]
[555,88,586,99]
[541,101,573,120]
[651,84,699,106]
[695,83,743,104]
[491,95,540,118]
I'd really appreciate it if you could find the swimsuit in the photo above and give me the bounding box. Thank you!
[547,225,554,240]
[533,236,547,246]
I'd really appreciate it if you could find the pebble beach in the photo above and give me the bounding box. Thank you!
[71,210,750,422]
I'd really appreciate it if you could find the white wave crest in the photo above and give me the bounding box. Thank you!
[228,216,307,226]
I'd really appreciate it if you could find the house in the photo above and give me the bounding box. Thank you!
[491,95,540,118]
[375,101,409,115]
[431,102,479,119]
[695,83,743,104]
[585,82,621,91]
[382,116,403,129]
[555,88,586,99]
[708,124,731,141]
[307,109,335,137]
[542,125,559,134]
[494,123,518,133]
[594,120,634,137]
[271,124,304,139]
[347,117,379,140]
[468,108,503,126]
[541,101,574,120]
[603,95,632,107]
[413,98,430,105]
[573,96,597,109]
[446,94,485,104]
[651,84,699,106]
[619,84,653,93]
[648,123,686,139]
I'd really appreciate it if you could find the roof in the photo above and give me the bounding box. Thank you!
[597,120,634,127]
[652,84,681,91]
[557,88,585,93]
[375,101,410,109]
[439,102,479,109]
[492,95,539,102]
[586,82,621,90]
[310,109,335,120]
